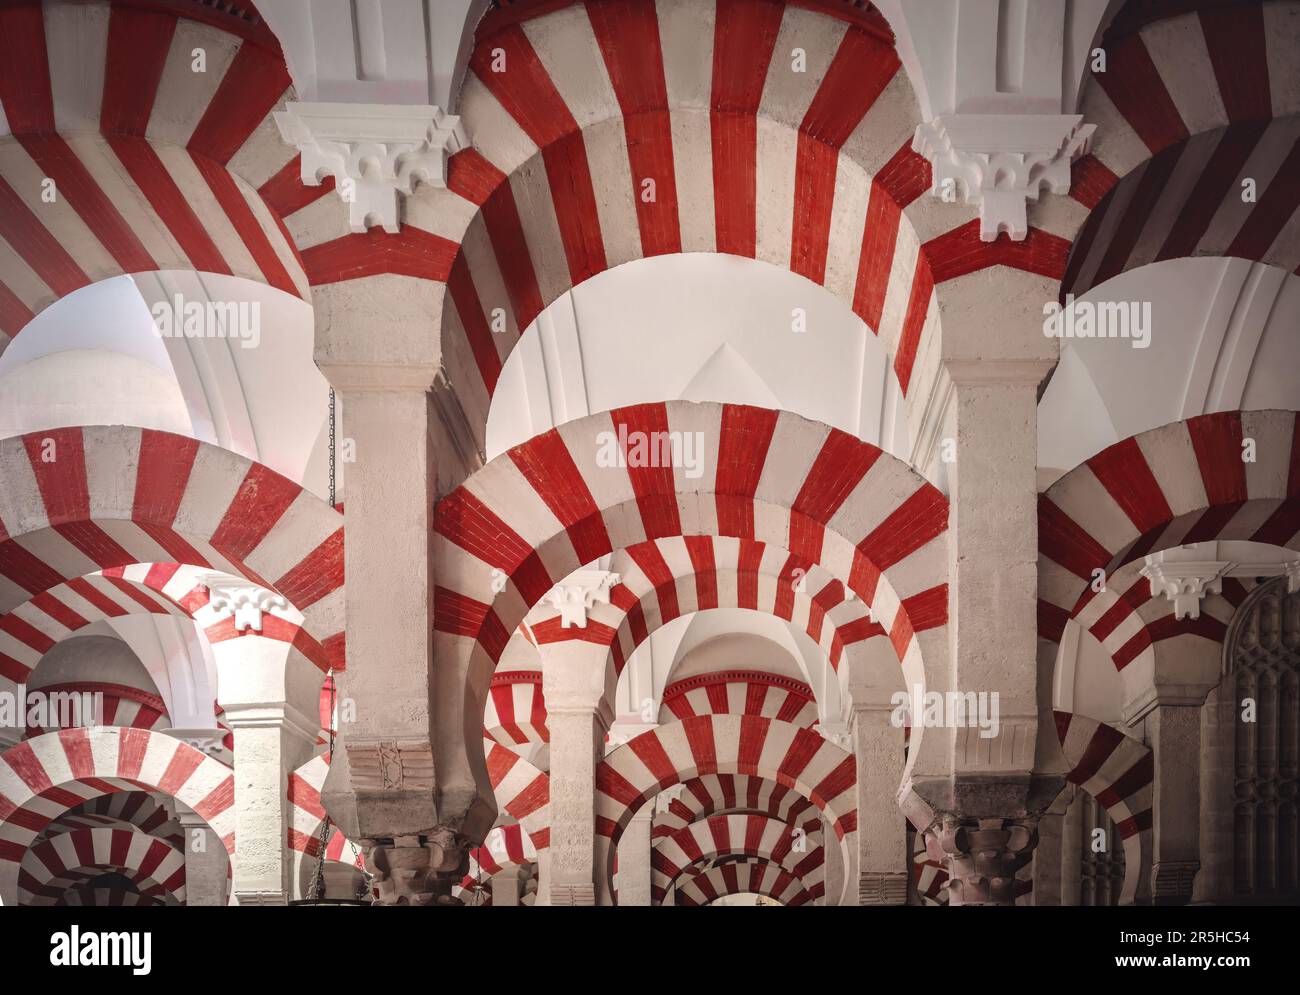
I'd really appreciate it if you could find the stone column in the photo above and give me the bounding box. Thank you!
[539,635,613,906]
[313,277,486,904]
[904,271,1063,905]
[617,807,654,906]
[1031,809,1066,905]
[176,803,229,907]
[209,599,320,906]
[1060,789,1083,905]
[821,817,846,906]
[851,696,908,905]
[222,701,316,904]
[1145,704,1204,904]
[488,868,522,907]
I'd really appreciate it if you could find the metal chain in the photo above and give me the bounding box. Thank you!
[327,387,337,508]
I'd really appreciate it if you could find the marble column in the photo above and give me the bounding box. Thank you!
[313,276,488,904]
[539,636,613,906]
[617,807,654,906]
[851,698,908,905]
[903,271,1063,905]
[489,868,522,907]
[1146,704,1204,904]
[211,623,319,906]
[223,701,316,904]
[176,803,229,906]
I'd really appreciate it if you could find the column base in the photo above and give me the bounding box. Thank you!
[859,872,909,906]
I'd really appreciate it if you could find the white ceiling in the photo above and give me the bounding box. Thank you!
[486,253,908,463]
[1038,257,1300,486]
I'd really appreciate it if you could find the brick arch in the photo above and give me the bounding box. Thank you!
[523,534,895,684]
[1053,711,1154,906]
[652,773,822,842]
[0,0,311,346]
[1062,1,1300,292]
[593,713,854,903]
[0,726,235,905]
[1038,410,1300,683]
[18,825,185,906]
[435,401,947,842]
[674,855,814,906]
[0,426,345,665]
[658,671,820,728]
[652,812,823,905]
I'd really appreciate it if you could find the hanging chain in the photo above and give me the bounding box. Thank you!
[328,387,337,509]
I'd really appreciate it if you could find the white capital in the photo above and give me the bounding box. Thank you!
[913,113,1094,241]
[541,570,621,628]
[1140,553,1230,620]
[274,101,468,233]
[201,576,287,633]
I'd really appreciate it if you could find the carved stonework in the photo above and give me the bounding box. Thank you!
[347,740,435,791]
[924,814,1038,906]
[549,882,596,906]
[274,101,468,233]
[859,871,909,906]
[540,569,620,628]
[1152,860,1200,902]
[912,113,1094,241]
[201,576,287,633]
[366,830,470,906]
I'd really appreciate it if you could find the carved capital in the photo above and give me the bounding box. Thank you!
[274,101,468,233]
[365,830,470,906]
[859,871,909,906]
[923,814,1038,906]
[347,740,436,792]
[200,575,287,633]
[540,569,620,628]
[1140,555,1230,621]
[913,113,1094,241]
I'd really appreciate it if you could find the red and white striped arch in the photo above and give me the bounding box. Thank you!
[438,402,945,829]
[0,426,345,667]
[484,737,550,850]
[0,0,309,345]
[0,726,234,905]
[484,670,548,750]
[38,790,181,849]
[18,825,184,906]
[525,534,890,679]
[594,713,854,899]
[287,753,367,897]
[55,884,162,906]
[1038,411,1300,673]
[1064,2,1300,292]
[295,1,938,443]
[25,681,170,739]
[651,772,821,841]
[659,671,820,728]
[0,561,336,699]
[1054,711,1153,905]
[674,855,813,907]
[651,812,823,905]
